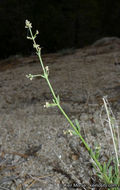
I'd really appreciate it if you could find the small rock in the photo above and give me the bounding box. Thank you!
[71,154,79,161]
[80,113,89,121]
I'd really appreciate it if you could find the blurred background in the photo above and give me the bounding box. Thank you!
[0,0,120,59]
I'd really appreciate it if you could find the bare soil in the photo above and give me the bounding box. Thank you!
[0,43,120,189]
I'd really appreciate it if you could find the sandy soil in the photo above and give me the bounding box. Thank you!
[0,43,120,189]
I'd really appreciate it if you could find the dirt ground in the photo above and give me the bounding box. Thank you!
[0,42,120,189]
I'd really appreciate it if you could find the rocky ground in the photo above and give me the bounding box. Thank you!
[0,39,120,189]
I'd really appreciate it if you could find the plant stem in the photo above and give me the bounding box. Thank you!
[37,49,110,184]
[26,22,112,185]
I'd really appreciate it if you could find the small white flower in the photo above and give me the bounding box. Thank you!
[26,74,34,80]
[26,74,29,78]
[33,43,39,49]
[33,43,41,51]
[36,30,39,34]
[44,102,50,108]
[46,66,49,71]
[45,66,49,75]
[68,130,73,136]
[27,36,32,40]
[63,130,67,135]
[63,130,73,136]
[25,20,32,29]
[95,146,101,151]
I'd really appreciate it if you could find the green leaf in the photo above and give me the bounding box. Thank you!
[52,99,56,104]
[57,95,60,103]
[113,176,119,184]
[94,144,101,160]
[106,157,113,170]
[70,130,79,136]
[96,172,103,180]
[92,163,97,171]
[95,150,100,160]
[75,119,80,132]
[108,166,113,179]
[103,162,107,174]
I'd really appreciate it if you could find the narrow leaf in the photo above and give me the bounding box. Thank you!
[75,119,80,132]
[103,162,107,175]
[70,130,79,136]
[106,157,113,170]
[52,99,56,104]
[57,95,60,103]
[108,166,113,179]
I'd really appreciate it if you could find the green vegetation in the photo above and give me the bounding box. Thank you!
[25,20,120,189]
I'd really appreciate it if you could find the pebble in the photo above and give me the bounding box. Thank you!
[80,113,89,121]
[71,154,79,161]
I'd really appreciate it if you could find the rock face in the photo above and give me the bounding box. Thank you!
[0,43,120,189]
[92,36,120,47]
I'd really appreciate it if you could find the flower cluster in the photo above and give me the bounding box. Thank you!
[45,66,49,76]
[33,43,41,51]
[44,101,57,108]
[25,20,32,29]
[44,102,50,108]
[26,74,34,80]
[25,20,41,52]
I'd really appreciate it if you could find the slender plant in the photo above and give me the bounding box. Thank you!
[25,20,120,189]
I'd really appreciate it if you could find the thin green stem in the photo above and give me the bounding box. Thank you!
[37,53,110,183]
[26,22,113,185]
